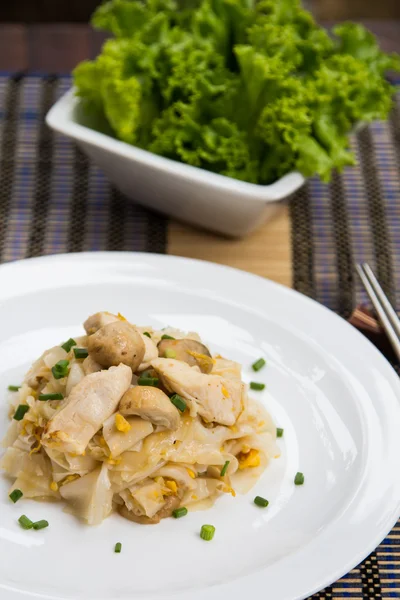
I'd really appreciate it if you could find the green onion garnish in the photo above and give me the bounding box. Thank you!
[220,461,230,477]
[32,520,49,530]
[254,495,269,508]
[9,489,23,503]
[114,542,122,553]
[276,428,284,438]
[294,472,304,485]
[143,332,151,338]
[13,405,29,421]
[18,515,33,529]
[137,376,159,387]
[250,382,265,391]
[172,507,188,519]
[164,349,177,359]
[170,394,186,412]
[161,334,175,340]
[61,338,76,352]
[200,524,215,541]
[38,393,64,401]
[73,348,89,359]
[8,385,20,392]
[52,359,69,380]
[252,358,266,372]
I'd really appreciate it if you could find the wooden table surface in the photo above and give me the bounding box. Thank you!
[1,22,399,289]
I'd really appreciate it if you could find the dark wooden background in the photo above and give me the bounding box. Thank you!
[1,0,400,21]
[0,0,400,73]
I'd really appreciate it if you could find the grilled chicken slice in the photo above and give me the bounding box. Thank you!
[151,358,243,426]
[42,364,132,455]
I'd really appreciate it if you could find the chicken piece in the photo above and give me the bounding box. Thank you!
[151,358,244,426]
[137,333,159,372]
[87,321,145,371]
[84,312,119,335]
[42,364,132,455]
[119,386,180,430]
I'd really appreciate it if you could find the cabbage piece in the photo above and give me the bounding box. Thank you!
[66,362,85,396]
[60,463,113,525]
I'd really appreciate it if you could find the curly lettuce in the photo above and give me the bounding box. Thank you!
[73,0,400,184]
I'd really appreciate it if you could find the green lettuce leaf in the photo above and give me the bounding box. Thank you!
[73,0,400,185]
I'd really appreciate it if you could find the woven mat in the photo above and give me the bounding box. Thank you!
[0,74,167,259]
[1,73,400,598]
[291,81,400,599]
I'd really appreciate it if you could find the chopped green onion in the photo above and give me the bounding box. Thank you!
[200,524,215,541]
[8,385,20,392]
[52,359,69,380]
[220,461,230,477]
[114,542,122,553]
[38,393,64,401]
[32,520,49,530]
[73,347,89,359]
[9,489,23,503]
[294,472,304,485]
[252,358,266,372]
[254,496,269,508]
[61,338,76,352]
[137,376,159,387]
[172,507,188,519]
[13,404,29,421]
[143,332,151,338]
[18,515,33,530]
[276,428,284,438]
[164,348,177,359]
[161,334,175,340]
[250,381,265,391]
[170,394,186,412]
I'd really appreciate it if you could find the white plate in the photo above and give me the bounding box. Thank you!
[1,252,400,600]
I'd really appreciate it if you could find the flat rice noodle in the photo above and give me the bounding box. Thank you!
[66,362,85,396]
[1,420,19,448]
[125,480,167,518]
[152,463,197,491]
[60,463,113,525]
[103,414,153,457]
[182,477,226,508]
[10,451,58,499]
[0,447,27,478]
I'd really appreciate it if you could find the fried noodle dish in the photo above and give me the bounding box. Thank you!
[1,312,279,525]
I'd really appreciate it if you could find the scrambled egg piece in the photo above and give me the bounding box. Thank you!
[238,449,260,470]
[115,413,131,433]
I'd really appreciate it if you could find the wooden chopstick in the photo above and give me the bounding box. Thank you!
[356,263,400,363]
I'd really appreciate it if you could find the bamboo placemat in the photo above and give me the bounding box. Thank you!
[0,73,400,598]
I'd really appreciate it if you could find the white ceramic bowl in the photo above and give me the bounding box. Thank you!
[46,89,305,237]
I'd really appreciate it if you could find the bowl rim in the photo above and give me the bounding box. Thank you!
[46,88,305,203]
